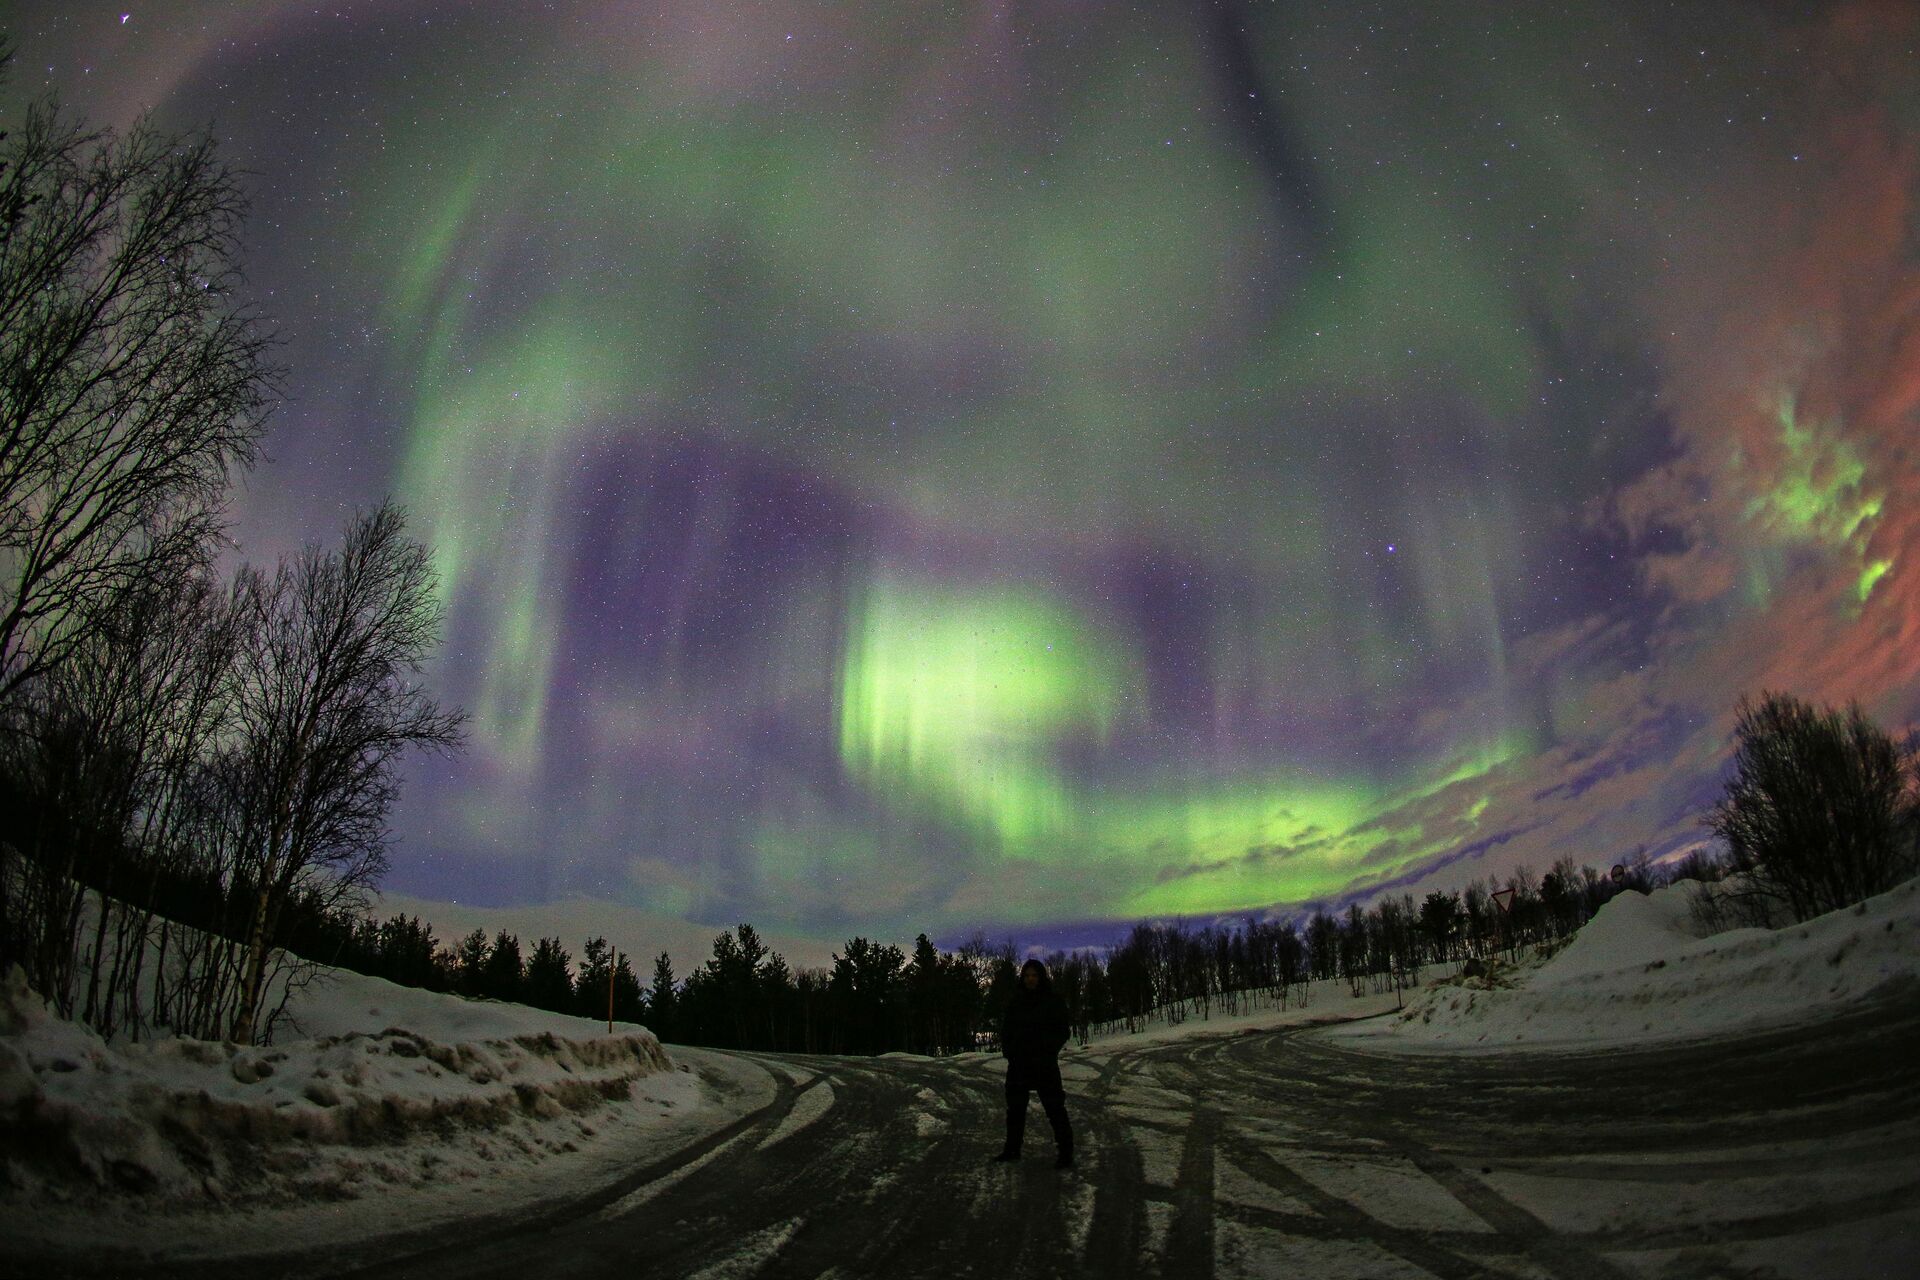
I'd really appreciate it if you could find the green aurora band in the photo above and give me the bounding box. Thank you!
[835,576,1531,920]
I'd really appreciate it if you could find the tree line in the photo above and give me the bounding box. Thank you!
[317,850,1698,1057]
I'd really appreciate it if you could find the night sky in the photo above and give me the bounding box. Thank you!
[8,2,1918,950]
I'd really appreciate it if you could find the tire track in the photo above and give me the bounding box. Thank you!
[1080,1054,1150,1280]
[1192,996,1919,1278]
[1560,1177,1920,1251]
[1216,1129,1533,1280]
[751,1061,994,1279]
[1133,1035,1540,1280]
[1161,1103,1216,1280]
[1274,1000,1920,1160]
[359,1056,899,1280]
[455,1064,871,1280]
[1397,1147,1629,1280]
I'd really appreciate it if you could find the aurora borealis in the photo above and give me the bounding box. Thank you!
[7,2,1918,950]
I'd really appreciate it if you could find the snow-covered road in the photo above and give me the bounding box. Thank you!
[37,987,1912,1280]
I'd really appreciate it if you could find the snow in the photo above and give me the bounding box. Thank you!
[1325,876,1920,1054]
[1080,986,1425,1051]
[685,1216,804,1280]
[0,950,778,1263]
[283,962,648,1043]
[1529,883,1732,985]
[0,958,675,1203]
[759,1078,835,1150]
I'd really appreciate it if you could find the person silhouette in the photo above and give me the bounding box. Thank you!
[992,958,1074,1169]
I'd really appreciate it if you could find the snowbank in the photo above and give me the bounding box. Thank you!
[1077,984,1428,1053]
[1325,876,1920,1054]
[0,960,685,1211]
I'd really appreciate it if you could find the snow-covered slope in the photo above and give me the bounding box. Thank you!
[1326,876,1920,1053]
[284,961,646,1042]
[0,958,695,1213]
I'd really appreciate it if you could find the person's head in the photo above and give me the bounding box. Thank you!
[1021,959,1047,991]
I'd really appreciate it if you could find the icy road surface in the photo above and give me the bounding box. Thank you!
[33,994,1920,1280]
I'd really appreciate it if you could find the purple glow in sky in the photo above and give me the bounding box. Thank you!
[7,0,1917,951]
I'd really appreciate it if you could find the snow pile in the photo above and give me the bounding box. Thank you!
[1531,885,1743,985]
[0,961,678,1208]
[1327,876,1920,1053]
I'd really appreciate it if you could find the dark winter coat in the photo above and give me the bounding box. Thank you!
[1001,975,1070,1093]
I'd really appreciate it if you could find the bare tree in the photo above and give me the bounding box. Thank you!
[1709,691,1919,924]
[90,561,250,1040]
[222,503,463,1043]
[0,89,275,704]
[0,541,242,1036]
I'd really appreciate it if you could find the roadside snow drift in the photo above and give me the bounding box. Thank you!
[1326,876,1920,1053]
[0,962,680,1209]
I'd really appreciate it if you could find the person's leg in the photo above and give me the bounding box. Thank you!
[1039,1084,1073,1162]
[1002,1076,1030,1157]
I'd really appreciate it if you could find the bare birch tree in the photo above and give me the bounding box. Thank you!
[0,543,249,1038]
[0,88,275,705]
[222,503,463,1043]
[1710,692,1919,924]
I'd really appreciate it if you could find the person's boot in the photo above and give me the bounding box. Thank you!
[1054,1148,1074,1170]
[992,1148,1019,1163]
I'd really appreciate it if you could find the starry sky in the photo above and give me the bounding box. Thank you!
[7,1,1918,951]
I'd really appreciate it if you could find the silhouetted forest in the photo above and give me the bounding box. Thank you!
[293,849,1718,1056]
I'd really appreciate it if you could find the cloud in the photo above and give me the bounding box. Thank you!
[1422,1,1920,905]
